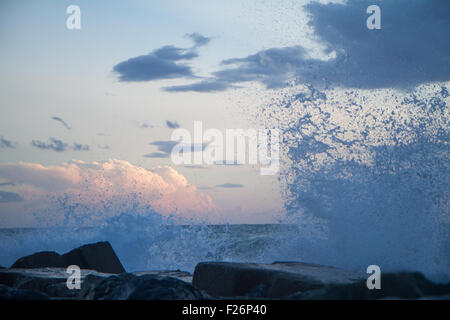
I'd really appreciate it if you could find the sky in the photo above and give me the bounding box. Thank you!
[0,0,449,227]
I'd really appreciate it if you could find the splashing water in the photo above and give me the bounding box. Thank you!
[257,82,449,282]
[0,83,448,282]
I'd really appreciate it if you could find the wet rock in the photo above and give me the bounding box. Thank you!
[62,241,125,274]
[245,284,269,298]
[0,284,50,300]
[10,241,125,274]
[193,261,365,298]
[133,270,193,283]
[0,267,196,299]
[78,273,205,300]
[0,268,114,299]
[10,251,65,269]
[286,272,450,300]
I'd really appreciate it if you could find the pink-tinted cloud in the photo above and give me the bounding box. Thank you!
[0,159,217,226]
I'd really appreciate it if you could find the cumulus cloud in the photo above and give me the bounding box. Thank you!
[0,159,216,224]
[51,116,71,129]
[31,138,89,152]
[0,136,15,149]
[145,0,450,92]
[113,33,210,82]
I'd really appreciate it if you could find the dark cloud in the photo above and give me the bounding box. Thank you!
[72,143,89,151]
[185,32,211,47]
[113,33,211,82]
[165,0,450,92]
[149,140,179,154]
[140,122,153,129]
[0,190,24,203]
[216,183,244,188]
[0,136,15,149]
[144,152,171,158]
[51,116,71,129]
[145,140,209,158]
[31,138,89,152]
[295,0,450,89]
[163,80,233,93]
[166,120,180,129]
[114,54,193,82]
[32,138,68,152]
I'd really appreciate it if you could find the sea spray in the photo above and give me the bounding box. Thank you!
[257,82,449,282]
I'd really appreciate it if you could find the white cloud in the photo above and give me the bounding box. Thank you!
[0,159,217,226]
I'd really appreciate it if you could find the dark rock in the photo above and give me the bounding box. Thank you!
[62,241,125,274]
[127,276,205,300]
[245,284,269,298]
[10,251,65,269]
[286,272,450,300]
[0,267,196,299]
[0,267,114,299]
[0,284,50,300]
[78,273,205,300]
[133,270,193,283]
[10,241,125,274]
[193,261,365,298]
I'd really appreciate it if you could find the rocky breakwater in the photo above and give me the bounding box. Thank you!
[0,241,203,300]
[1,242,449,300]
[192,261,450,299]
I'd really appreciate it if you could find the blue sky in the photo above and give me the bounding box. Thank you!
[0,0,449,227]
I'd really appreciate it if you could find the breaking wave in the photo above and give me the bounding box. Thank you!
[0,83,448,283]
[257,82,449,282]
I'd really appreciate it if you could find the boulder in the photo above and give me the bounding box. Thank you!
[62,241,125,274]
[286,272,450,300]
[133,270,193,283]
[10,251,65,269]
[0,284,49,300]
[78,273,206,300]
[0,267,195,299]
[10,241,125,274]
[0,267,114,299]
[192,261,365,298]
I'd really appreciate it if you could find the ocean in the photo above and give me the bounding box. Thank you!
[0,224,301,273]
[1,219,448,284]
